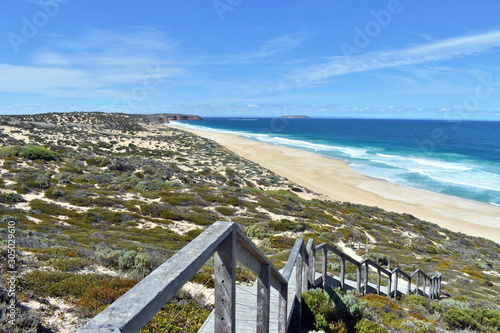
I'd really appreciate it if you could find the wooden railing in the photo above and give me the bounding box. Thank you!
[78,221,441,333]
[317,243,442,299]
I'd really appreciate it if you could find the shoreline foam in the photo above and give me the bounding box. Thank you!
[168,123,500,244]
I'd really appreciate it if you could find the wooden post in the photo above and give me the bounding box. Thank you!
[357,242,360,255]
[407,275,411,295]
[415,271,420,295]
[393,271,398,298]
[257,264,270,333]
[387,273,392,298]
[303,250,309,293]
[363,262,369,295]
[356,263,362,292]
[438,275,441,299]
[340,254,345,291]
[278,283,287,333]
[377,253,380,264]
[423,276,427,298]
[376,267,381,294]
[322,248,327,288]
[214,231,236,333]
[309,243,316,288]
[388,257,391,271]
[293,249,303,332]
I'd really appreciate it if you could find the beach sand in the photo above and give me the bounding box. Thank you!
[169,124,500,244]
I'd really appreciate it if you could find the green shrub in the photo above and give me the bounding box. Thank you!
[425,245,438,254]
[17,270,107,299]
[118,250,137,271]
[140,291,212,333]
[442,307,478,330]
[476,261,492,270]
[215,206,236,216]
[470,309,500,329]
[302,288,337,333]
[355,318,387,333]
[86,156,110,167]
[269,219,305,232]
[44,188,66,199]
[0,192,26,203]
[0,146,21,157]
[29,199,72,216]
[19,145,60,161]
[136,180,161,192]
[245,224,270,240]
[50,258,88,272]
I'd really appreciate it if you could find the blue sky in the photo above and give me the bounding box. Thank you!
[1,0,500,119]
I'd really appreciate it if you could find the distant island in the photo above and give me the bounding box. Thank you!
[279,115,310,118]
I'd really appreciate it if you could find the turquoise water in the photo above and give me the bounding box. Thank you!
[171,118,500,206]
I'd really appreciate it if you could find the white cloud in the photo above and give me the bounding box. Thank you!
[0,28,184,97]
[283,29,500,89]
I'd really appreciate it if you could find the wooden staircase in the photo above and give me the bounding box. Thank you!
[78,221,442,333]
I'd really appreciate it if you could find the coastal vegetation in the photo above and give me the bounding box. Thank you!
[0,112,499,332]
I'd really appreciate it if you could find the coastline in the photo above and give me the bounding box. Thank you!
[168,124,500,244]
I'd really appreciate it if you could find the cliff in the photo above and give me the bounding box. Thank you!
[146,113,203,123]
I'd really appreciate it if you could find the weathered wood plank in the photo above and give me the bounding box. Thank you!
[257,264,270,333]
[215,231,236,333]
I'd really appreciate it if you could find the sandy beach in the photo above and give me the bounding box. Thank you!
[169,124,500,244]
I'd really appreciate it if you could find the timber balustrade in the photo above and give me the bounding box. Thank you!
[317,243,442,299]
[78,221,441,333]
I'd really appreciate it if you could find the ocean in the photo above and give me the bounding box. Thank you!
[171,118,500,207]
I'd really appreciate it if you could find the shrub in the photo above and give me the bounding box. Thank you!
[141,291,212,332]
[215,206,236,216]
[86,156,110,167]
[136,180,161,192]
[425,245,438,254]
[45,188,66,199]
[355,318,387,333]
[302,288,337,333]
[442,308,478,330]
[476,261,492,270]
[245,224,270,240]
[29,199,72,216]
[0,192,26,203]
[333,289,367,321]
[17,270,107,299]
[0,146,21,157]
[432,298,470,313]
[118,250,137,271]
[19,145,60,161]
[76,277,138,317]
[470,309,500,329]
[362,253,388,266]
[269,219,305,232]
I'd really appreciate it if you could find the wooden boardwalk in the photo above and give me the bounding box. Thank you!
[198,267,298,333]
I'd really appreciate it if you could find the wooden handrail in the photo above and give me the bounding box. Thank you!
[316,242,440,299]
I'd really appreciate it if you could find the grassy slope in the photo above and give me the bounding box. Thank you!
[0,112,498,332]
